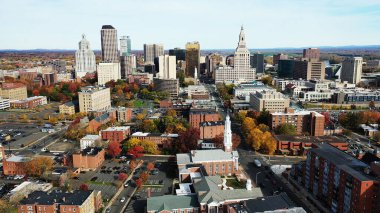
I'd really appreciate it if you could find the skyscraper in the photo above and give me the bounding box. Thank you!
[158,55,176,79]
[250,53,264,74]
[97,63,121,85]
[120,55,136,79]
[215,26,256,84]
[169,48,186,61]
[101,25,119,62]
[75,34,96,78]
[185,42,200,77]
[120,36,131,56]
[273,53,288,65]
[340,57,363,84]
[303,48,320,60]
[144,44,164,65]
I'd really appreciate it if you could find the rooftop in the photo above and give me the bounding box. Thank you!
[274,135,346,144]
[11,96,46,103]
[102,126,130,132]
[147,195,198,212]
[271,110,323,117]
[0,83,26,89]
[6,155,31,163]
[131,132,178,138]
[77,147,103,156]
[310,143,379,181]
[79,86,108,93]
[20,190,93,206]
[177,149,238,164]
[200,121,224,127]
[81,134,100,141]
[101,25,115,29]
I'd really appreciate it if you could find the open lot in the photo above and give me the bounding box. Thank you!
[0,122,48,149]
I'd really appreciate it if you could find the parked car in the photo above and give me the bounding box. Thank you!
[120,197,126,202]
[90,177,98,181]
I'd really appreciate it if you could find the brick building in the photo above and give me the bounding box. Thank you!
[72,147,105,170]
[0,83,27,100]
[274,135,348,155]
[18,190,98,213]
[2,155,31,176]
[199,121,224,139]
[100,126,130,143]
[87,113,110,133]
[116,107,132,123]
[270,108,325,136]
[43,72,58,86]
[10,96,47,109]
[291,143,380,213]
[130,132,178,150]
[189,109,219,128]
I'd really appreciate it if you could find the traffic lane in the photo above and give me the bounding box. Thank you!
[109,185,136,213]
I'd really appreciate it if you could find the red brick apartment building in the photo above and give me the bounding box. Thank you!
[274,135,348,155]
[291,143,380,213]
[270,107,325,136]
[72,147,105,170]
[199,121,224,139]
[10,96,47,109]
[189,109,220,128]
[130,132,178,150]
[2,155,31,176]
[18,190,100,213]
[100,126,130,143]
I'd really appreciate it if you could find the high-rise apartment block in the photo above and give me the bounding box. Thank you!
[293,59,325,80]
[75,34,96,78]
[120,55,136,78]
[250,90,290,112]
[120,35,131,56]
[273,53,288,65]
[341,57,363,84]
[215,27,256,84]
[270,107,325,136]
[250,53,264,74]
[158,55,176,79]
[303,48,320,60]
[78,86,111,113]
[169,48,186,61]
[185,42,200,77]
[144,44,164,65]
[292,143,380,213]
[101,25,119,62]
[97,63,121,85]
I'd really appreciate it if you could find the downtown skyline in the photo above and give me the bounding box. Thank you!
[1,0,380,50]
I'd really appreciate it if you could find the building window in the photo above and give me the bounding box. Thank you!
[73,208,76,212]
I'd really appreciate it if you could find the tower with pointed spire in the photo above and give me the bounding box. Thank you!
[75,34,96,78]
[224,113,232,152]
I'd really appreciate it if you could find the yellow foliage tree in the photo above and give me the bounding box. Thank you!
[57,113,66,121]
[248,128,263,151]
[136,113,145,121]
[261,131,277,154]
[242,117,256,135]
[167,109,177,117]
[48,116,58,124]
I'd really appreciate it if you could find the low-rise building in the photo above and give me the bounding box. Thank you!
[18,190,97,213]
[59,101,76,115]
[87,113,111,133]
[250,90,290,112]
[116,107,132,123]
[270,108,325,136]
[233,82,276,101]
[199,121,224,139]
[72,147,105,170]
[0,83,27,100]
[100,126,130,143]
[189,109,220,128]
[147,195,199,213]
[0,98,10,110]
[2,155,31,176]
[130,132,178,150]
[10,96,47,109]
[80,135,100,150]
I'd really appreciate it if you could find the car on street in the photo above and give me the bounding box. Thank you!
[124,180,130,187]
[105,207,111,213]
[150,169,159,175]
[120,197,126,202]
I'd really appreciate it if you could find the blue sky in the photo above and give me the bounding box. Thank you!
[1,0,380,50]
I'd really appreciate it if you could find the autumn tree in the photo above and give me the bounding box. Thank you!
[242,117,256,135]
[232,133,241,150]
[166,109,177,117]
[19,114,28,121]
[118,173,128,181]
[128,145,144,158]
[79,183,89,191]
[129,160,136,170]
[176,127,200,152]
[274,123,297,135]
[135,178,143,188]
[320,112,331,125]
[107,142,122,158]
[0,199,17,213]
[140,172,149,183]
[25,157,54,177]
[48,116,58,124]
[147,162,155,171]
[261,132,277,154]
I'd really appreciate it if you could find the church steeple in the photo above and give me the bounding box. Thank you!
[224,113,232,152]
[238,25,246,48]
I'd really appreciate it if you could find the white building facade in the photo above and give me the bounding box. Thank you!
[215,27,256,84]
[78,86,111,113]
[158,55,176,79]
[75,34,96,78]
[97,63,121,85]
[341,57,363,84]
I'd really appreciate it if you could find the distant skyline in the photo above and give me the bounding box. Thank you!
[1,0,380,50]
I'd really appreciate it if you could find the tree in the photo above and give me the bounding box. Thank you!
[320,112,331,125]
[176,127,200,152]
[147,162,155,171]
[142,120,158,132]
[257,124,270,132]
[118,173,128,181]
[242,117,256,136]
[232,133,241,150]
[19,114,28,121]
[261,76,273,86]
[140,172,149,182]
[0,199,17,213]
[257,109,271,125]
[79,183,89,191]
[275,123,297,135]
[342,129,352,136]
[107,142,122,158]
[129,160,136,170]
[212,134,224,149]
[247,128,264,151]
[135,178,143,188]
[136,113,145,121]
[43,113,50,120]
[128,145,144,158]
[261,132,277,155]
[57,113,66,121]
[166,109,177,117]
[32,89,40,96]
[25,157,54,177]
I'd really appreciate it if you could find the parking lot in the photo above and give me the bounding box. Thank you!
[0,123,48,149]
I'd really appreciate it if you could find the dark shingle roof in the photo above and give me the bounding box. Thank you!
[20,190,93,206]
[102,25,115,29]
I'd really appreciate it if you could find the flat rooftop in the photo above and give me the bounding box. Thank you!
[102,126,130,132]
[20,190,93,206]
[199,121,224,127]
[81,134,100,140]
[177,149,238,164]
[131,132,178,138]
[274,135,346,144]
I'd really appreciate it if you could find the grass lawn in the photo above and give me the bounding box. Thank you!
[226,178,246,189]
[133,100,146,108]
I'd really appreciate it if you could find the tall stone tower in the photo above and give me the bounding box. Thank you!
[224,113,232,152]
[75,34,96,78]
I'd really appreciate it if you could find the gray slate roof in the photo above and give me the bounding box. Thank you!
[147,195,198,211]
[177,149,238,165]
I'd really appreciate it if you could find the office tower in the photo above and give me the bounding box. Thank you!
[303,48,320,60]
[75,34,96,78]
[215,26,256,84]
[250,53,264,74]
[273,54,288,65]
[340,57,363,84]
[169,48,186,61]
[120,36,131,56]
[293,59,325,80]
[120,55,137,79]
[144,44,164,65]
[185,41,200,77]
[277,60,295,79]
[158,55,176,79]
[101,25,119,62]
[97,63,121,85]
[206,53,223,76]
[78,86,111,113]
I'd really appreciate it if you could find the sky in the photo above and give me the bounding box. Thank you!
[1,0,380,50]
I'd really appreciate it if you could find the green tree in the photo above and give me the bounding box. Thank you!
[274,123,297,135]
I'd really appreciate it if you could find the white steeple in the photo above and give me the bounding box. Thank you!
[224,112,232,152]
[194,67,199,85]
[238,25,246,48]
